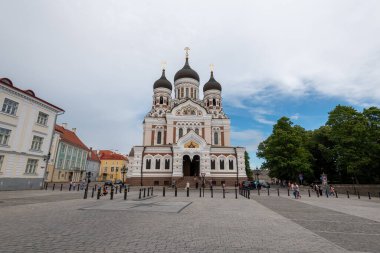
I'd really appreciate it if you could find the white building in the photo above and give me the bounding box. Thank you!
[86,149,101,182]
[127,50,247,187]
[0,78,64,190]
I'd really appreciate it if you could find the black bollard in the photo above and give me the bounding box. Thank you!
[175,187,177,197]
[143,188,146,198]
[52,183,55,191]
[139,189,141,199]
[368,192,371,200]
[91,187,95,198]
[347,191,350,198]
[223,188,225,199]
[308,189,311,197]
[60,184,63,191]
[267,188,270,196]
[316,190,319,198]
[45,183,48,190]
[357,192,360,199]
[124,188,127,200]
[97,188,101,199]
[83,187,88,199]
[235,188,238,199]
[69,184,72,191]
[211,187,213,198]
[115,186,118,195]
[202,187,204,198]
[119,186,122,194]
[277,188,280,197]
[248,189,250,199]
[187,187,189,197]
[77,184,80,191]
[287,188,290,196]
[151,187,153,195]
[163,187,165,197]
[147,187,150,197]
[110,187,114,200]
[199,187,201,197]
[128,186,130,192]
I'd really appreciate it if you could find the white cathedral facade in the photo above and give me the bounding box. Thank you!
[127,50,247,187]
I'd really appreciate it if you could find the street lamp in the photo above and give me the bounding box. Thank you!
[201,172,206,188]
[121,165,128,187]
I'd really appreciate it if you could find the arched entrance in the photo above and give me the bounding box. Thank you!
[183,155,200,177]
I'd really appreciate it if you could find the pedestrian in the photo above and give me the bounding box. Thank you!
[295,183,301,199]
[185,181,190,190]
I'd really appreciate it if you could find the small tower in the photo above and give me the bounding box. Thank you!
[152,63,172,117]
[174,47,200,100]
[203,65,222,117]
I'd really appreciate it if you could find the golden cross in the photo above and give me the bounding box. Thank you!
[184,47,190,58]
[210,64,214,72]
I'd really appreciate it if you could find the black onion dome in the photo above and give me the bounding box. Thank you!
[153,69,172,90]
[174,58,200,82]
[203,71,222,92]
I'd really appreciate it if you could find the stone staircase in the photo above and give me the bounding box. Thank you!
[174,176,201,188]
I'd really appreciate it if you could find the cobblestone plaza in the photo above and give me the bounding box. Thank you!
[1,187,380,253]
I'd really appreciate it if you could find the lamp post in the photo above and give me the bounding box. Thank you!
[201,172,206,188]
[121,165,127,187]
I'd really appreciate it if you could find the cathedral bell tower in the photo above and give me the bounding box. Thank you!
[203,65,223,117]
[152,64,172,117]
[174,47,200,100]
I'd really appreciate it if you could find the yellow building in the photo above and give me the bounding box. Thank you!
[97,150,128,182]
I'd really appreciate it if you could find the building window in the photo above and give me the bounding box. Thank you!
[157,131,162,144]
[110,175,113,179]
[0,127,11,145]
[220,160,224,170]
[207,100,209,107]
[0,155,4,172]
[213,98,216,106]
[211,160,215,170]
[37,112,48,125]
[159,96,163,104]
[154,181,159,186]
[31,136,43,151]
[229,160,233,170]
[116,167,118,172]
[25,159,38,174]
[165,159,170,170]
[1,98,18,116]
[190,88,194,98]
[186,88,189,97]
[155,159,160,169]
[104,167,108,172]
[179,128,183,138]
[214,132,219,145]
[194,90,197,99]
[180,87,184,98]
[146,159,151,169]
[111,167,114,172]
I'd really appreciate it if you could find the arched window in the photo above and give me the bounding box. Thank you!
[146,159,151,170]
[159,96,163,104]
[195,128,199,135]
[207,100,209,107]
[179,128,183,138]
[155,159,160,169]
[165,159,170,170]
[181,88,184,98]
[190,88,194,98]
[220,159,224,170]
[213,98,216,106]
[157,131,162,144]
[186,88,189,97]
[194,90,197,99]
[214,132,219,145]
[229,160,233,170]
[211,160,215,170]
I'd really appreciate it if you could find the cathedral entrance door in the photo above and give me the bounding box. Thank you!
[182,155,200,177]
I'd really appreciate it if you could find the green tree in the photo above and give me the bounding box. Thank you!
[257,117,312,181]
[244,151,253,179]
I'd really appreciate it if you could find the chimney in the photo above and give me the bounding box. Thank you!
[72,128,76,133]
[89,147,92,158]
[62,123,67,128]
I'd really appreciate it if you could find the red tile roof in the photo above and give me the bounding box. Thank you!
[87,150,101,162]
[55,125,89,151]
[0,78,64,112]
[99,150,128,161]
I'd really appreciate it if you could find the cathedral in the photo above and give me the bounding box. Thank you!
[127,49,247,187]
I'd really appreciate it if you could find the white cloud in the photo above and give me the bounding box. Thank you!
[290,113,300,121]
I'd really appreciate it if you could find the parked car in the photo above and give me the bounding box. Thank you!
[104,180,113,186]
[114,179,123,185]
[258,180,270,188]
[241,181,257,190]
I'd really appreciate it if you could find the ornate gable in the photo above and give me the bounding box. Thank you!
[169,100,208,117]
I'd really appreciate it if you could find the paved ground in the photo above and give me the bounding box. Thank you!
[0,187,380,253]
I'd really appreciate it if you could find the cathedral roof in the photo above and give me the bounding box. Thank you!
[203,71,222,92]
[153,69,172,90]
[174,57,200,82]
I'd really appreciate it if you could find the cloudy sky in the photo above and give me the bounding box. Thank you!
[1,1,379,168]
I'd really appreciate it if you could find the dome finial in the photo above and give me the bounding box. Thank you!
[161,61,167,71]
[209,64,214,72]
[184,46,190,59]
